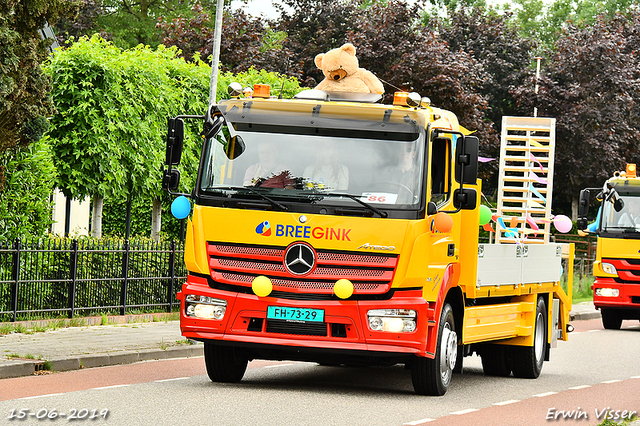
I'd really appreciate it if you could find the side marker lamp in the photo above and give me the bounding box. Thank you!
[185,294,227,320]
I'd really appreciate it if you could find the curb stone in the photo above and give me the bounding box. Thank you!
[0,344,204,379]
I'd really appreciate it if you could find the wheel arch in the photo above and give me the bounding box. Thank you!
[425,264,462,357]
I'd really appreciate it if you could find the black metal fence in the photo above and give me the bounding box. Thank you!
[0,238,187,322]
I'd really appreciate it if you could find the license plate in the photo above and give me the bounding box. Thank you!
[267,306,324,323]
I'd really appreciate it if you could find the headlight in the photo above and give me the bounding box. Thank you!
[367,309,417,333]
[595,288,619,297]
[185,294,227,320]
[601,263,617,275]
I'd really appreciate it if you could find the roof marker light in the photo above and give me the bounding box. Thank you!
[393,91,409,106]
[626,163,636,178]
[253,84,271,98]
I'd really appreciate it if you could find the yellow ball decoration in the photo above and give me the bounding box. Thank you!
[334,279,354,299]
[252,275,272,297]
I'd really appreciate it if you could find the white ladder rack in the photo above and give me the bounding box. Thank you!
[495,116,556,244]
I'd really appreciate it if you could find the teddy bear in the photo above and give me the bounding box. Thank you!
[314,43,384,94]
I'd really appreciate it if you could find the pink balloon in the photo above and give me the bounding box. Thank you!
[553,215,572,233]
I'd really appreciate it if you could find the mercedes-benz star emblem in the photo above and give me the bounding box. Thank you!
[284,243,315,275]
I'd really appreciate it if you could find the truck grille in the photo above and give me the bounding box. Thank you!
[265,319,328,336]
[207,242,397,295]
[604,258,640,283]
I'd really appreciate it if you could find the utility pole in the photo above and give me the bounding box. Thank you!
[533,57,542,118]
[209,0,225,106]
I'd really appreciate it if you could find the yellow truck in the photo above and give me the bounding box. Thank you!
[578,164,640,329]
[163,86,573,395]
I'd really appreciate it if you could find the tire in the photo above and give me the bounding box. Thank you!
[511,297,546,379]
[412,303,457,396]
[204,343,248,383]
[601,308,622,330]
[480,344,512,377]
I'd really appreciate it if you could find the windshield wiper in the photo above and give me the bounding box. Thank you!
[209,186,288,211]
[319,192,388,218]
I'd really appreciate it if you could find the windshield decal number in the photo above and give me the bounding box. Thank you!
[361,192,398,204]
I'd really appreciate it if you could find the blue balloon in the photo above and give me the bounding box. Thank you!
[171,196,191,219]
[586,207,601,233]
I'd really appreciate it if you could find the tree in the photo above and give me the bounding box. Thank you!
[0,137,57,240]
[55,0,201,49]
[0,0,79,155]
[158,3,290,75]
[503,0,640,48]
[347,0,498,159]
[276,0,362,85]
[44,36,210,238]
[44,36,303,240]
[512,11,640,218]
[436,7,537,132]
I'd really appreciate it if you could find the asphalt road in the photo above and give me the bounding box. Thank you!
[1,319,639,426]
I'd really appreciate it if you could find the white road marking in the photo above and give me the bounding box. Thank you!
[154,377,189,382]
[602,379,621,384]
[494,399,520,406]
[451,408,479,415]
[568,385,591,390]
[533,391,558,397]
[632,376,640,379]
[404,418,435,425]
[264,363,295,369]
[18,393,63,400]
[92,384,130,390]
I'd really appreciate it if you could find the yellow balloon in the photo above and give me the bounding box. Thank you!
[334,279,354,299]
[252,275,272,297]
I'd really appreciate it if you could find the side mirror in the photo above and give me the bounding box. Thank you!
[455,135,479,184]
[166,118,184,166]
[578,189,591,217]
[162,168,181,191]
[454,188,477,210]
[204,112,224,139]
[226,135,245,160]
[427,201,438,216]
[614,198,624,212]
[577,218,588,230]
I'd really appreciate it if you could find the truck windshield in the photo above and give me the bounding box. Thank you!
[601,191,640,236]
[198,123,425,212]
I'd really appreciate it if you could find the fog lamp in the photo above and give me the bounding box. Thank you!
[595,288,619,298]
[185,294,227,320]
[367,309,417,333]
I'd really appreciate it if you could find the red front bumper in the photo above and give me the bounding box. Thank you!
[177,275,432,356]
[592,277,640,310]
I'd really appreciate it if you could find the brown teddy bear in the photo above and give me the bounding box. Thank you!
[314,43,384,94]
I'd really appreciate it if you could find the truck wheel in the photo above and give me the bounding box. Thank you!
[204,343,248,383]
[601,308,622,330]
[511,297,546,379]
[411,302,457,396]
[480,345,511,377]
